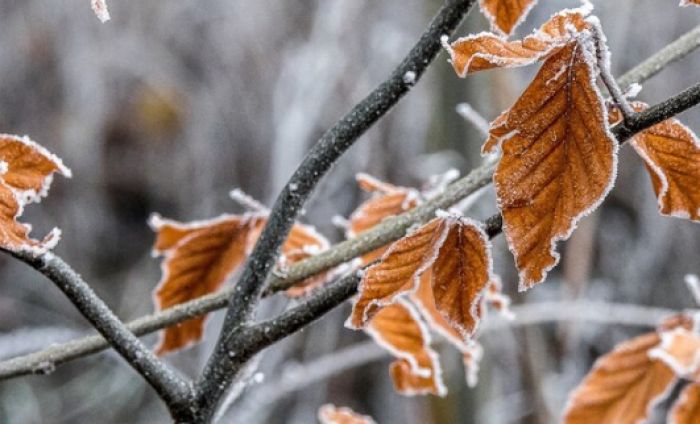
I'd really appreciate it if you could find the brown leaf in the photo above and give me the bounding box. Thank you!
[348,175,419,265]
[681,0,700,6]
[485,38,617,290]
[445,8,589,76]
[366,301,446,396]
[619,102,700,222]
[563,332,676,424]
[318,404,376,424]
[348,217,449,328]
[151,215,252,355]
[649,327,700,378]
[669,382,700,424]
[478,0,538,36]
[0,134,70,252]
[151,212,329,354]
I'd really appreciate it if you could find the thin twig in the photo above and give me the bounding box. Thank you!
[2,15,700,389]
[193,1,479,419]
[7,250,192,413]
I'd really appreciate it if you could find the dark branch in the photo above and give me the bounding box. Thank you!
[192,0,478,420]
[8,250,192,414]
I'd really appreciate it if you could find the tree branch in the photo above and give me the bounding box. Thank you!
[193,0,478,419]
[7,250,192,414]
[2,10,700,394]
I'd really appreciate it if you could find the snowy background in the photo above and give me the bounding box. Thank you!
[0,0,699,422]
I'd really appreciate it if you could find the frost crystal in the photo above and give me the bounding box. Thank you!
[91,0,110,23]
[402,71,417,85]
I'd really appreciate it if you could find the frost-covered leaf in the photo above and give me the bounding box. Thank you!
[563,332,676,424]
[347,217,448,328]
[486,38,617,290]
[681,0,700,6]
[349,215,493,341]
[348,174,419,264]
[91,0,110,23]
[649,327,700,378]
[0,134,70,253]
[445,8,589,76]
[151,210,329,355]
[478,0,538,36]
[612,102,700,222]
[669,382,700,424]
[318,404,376,424]
[366,300,446,396]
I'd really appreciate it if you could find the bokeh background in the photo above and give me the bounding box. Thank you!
[0,0,699,422]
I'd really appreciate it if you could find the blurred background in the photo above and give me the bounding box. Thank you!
[0,0,699,422]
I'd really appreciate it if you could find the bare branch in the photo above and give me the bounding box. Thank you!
[2,13,700,391]
[7,250,192,413]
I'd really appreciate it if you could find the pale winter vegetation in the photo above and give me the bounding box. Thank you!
[1,0,700,423]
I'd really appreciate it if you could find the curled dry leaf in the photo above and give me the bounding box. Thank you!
[669,382,700,424]
[0,134,71,253]
[348,175,419,264]
[318,404,376,424]
[613,102,700,222]
[365,300,446,397]
[478,0,538,36]
[151,211,329,355]
[445,8,589,76]
[485,38,617,290]
[563,332,676,424]
[349,215,493,341]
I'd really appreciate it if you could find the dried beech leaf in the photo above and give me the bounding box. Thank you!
[478,0,538,36]
[431,217,493,338]
[318,404,376,424]
[0,134,70,253]
[649,327,700,378]
[366,301,446,396]
[348,218,449,328]
[681,0,700,6]
[348,176,419,264]
[151,215,252,355]
[445,8,589,76]
[151,212,329,354]
[487,39,617,290]
[618,102,700,222]
[563,332,676,424]
[669,382,700,424]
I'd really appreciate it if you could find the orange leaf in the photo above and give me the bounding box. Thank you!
[563,332,676,424]
[445,8,589,76]
[348,175,419,265]
[151,211,329,354]
[347,217,449,328]
[621,102,700,222]
[0,134,70,252]
[151,215,252,355]
[318,404,376,424]
[365,300,446,397]
[486,38,617,290]
[649,327,700,378]
[669,382,700,424]
[478,0,538,36]
[681,0,700,6]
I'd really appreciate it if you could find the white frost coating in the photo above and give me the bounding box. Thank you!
[229,188,268,213]
[501,34,619,291]
[547,63,568,86]
[331,215,349,230]
[91,0,110,23]
[649,327,700,377]
[685,274,700,307]
[456,103,490,137]
[402,71,417,85]
[625,83,643,99]
[463,341,483,388]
